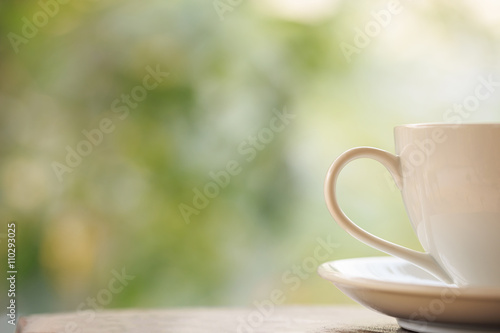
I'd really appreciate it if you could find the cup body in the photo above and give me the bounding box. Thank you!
[395,124,500,287]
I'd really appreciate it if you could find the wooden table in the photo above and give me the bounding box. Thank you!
[17,306,405,333]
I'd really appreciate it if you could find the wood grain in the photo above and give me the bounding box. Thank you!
[17,306,404,333]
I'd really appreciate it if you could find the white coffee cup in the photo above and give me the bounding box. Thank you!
[324,123,500,287]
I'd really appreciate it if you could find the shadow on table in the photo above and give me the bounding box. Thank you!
[321,324,408,333]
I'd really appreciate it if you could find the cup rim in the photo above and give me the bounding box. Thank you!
[395,122,500,130]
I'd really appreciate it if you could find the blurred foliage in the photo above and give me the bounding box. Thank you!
[0,0,500,320]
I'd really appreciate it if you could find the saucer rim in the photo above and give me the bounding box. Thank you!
[318,256,500,300]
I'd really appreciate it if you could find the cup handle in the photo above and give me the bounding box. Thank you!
[324,147,453,284]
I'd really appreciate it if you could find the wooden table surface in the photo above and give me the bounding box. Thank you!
[17,306,405,333]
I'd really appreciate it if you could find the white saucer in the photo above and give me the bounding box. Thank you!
[318,257,500,333]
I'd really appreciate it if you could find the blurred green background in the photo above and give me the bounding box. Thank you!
[1,0,500,323]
